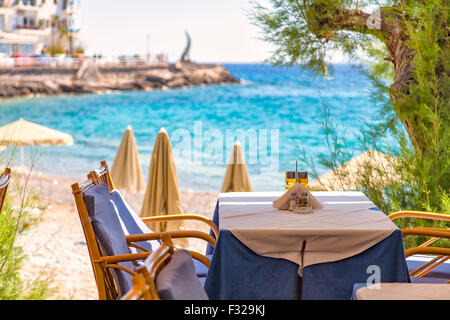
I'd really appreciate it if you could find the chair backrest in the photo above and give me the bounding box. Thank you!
[110,190,161,252]
[0,168,11,214]
[89,160,115,192]
[93,160,218,268]
[72,179,137,299]
[389,211,450,279]
[85,160,216,296]
[83,183,136,296]
[88,160,161,253]
[134,234,209,300]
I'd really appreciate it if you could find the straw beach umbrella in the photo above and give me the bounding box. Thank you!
[221,141,253,192]
[140,128,184,235]
[0,118,73,168]
[308,149,397,191]
[110,126,146,192]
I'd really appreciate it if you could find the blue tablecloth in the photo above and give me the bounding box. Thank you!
[204,202,411,300]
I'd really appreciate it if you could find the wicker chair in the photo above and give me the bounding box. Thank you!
[389,211,450,282]
[89,160,219,241]
[120,273,151,300]
[88,160,218,274]
[72,170,217,299]
[0,168,11,214]
[122,234,208,300]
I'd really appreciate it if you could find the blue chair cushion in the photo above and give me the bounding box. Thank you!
[83,184,134,296]
[410,276,449,284]
[110,190,161,252]
[192,254,212,277]
[198,276,206,288]
[156,249,209,300]
[111,190,211,278]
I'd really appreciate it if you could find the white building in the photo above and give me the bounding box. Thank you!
[0,0,80,56]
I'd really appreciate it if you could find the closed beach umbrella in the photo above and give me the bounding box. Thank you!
[0,118,73,167]
[308,149,397,191]
[221,141,253,192]
[110,126,146,192]
[140,128,184,234]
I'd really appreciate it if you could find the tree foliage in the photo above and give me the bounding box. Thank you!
[0,151,51,300]
[251,1,449,221]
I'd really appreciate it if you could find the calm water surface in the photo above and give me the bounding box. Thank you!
[0,63,379,192]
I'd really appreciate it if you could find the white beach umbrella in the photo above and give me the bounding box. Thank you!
[221,141,253,192]
[0,118,74,168]
[110,125,146,192]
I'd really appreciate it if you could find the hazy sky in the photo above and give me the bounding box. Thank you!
[78,0,271,63]
[78,0,350,63]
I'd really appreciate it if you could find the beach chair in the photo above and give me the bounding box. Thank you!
[0,168,11,214]
[71,176,216,300]
[122,234,208,300]
[88,161,218,276]
[389,211,450,282]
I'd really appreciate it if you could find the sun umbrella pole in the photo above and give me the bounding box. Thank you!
[20,145,24,168]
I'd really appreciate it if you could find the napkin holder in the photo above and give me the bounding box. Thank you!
[273,183,323,211]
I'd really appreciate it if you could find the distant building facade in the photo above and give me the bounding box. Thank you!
[0,0,80,56]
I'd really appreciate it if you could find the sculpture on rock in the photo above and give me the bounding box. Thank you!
[180,30,191,62]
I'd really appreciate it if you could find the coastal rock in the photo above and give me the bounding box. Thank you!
[143,69,176,84]
[166,76,189,88]
[0,62,240,99]
[59,83,91,93]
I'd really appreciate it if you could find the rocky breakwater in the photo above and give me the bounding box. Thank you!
[0,61,240,99]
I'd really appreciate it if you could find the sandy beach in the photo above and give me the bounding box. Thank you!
[14,170,218,300]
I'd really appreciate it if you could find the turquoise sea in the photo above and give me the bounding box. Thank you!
[0,64,379,192]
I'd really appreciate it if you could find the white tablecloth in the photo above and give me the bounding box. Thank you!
[218,191,398,274]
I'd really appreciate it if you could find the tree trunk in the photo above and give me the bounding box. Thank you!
[385,30,423,152]
[308,6,426,153]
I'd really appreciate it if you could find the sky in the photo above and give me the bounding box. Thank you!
[77,0,349,63]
